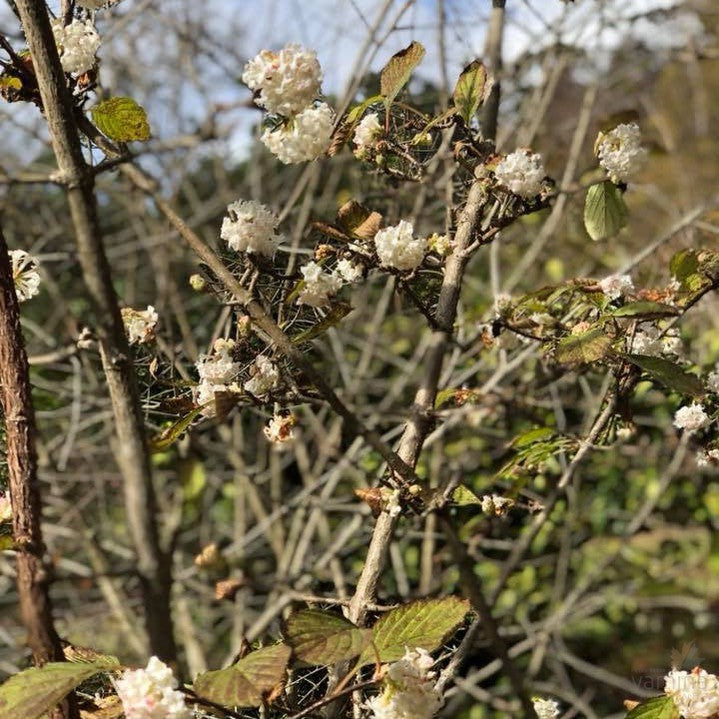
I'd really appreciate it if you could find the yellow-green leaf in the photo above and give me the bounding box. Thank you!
[556,328,612,366]
[452,485,483,506]
[452,60,489,125]
[584,181,628,241]
[358,597,469,666]
[0,662,109,719]
[625,696,679,719]
[284,610,372,665]
[91,97,151,142]
[193,644,291,708]
[611,301,678,319]
[150,408,202,452]
[380,41,425,106]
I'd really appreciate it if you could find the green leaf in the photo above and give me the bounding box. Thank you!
[670,249,700,283]
[284,610,371,665]
[358,597,469,666]
[180,458,206,501]
[380,42,425,106]
[150,408,202,452]
[0,662,109,719]
[625,354,705,396]
[452,485,483,506]
[452,60,489,125]
[91,97,151,142]
[511,427,555,448]
[625,696,679,719]
[193,644,291,708]
[584,181,628,241]
[611,301,678,319]
[556,328,612,365]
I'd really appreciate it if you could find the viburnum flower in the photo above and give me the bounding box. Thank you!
[697,448,719,469]
[9,250,41,302]
[664,668,719,719]
[242,43,322,116]
[367,648,443,719]
[599,273,634,300]
[673,403,710,432]
[533,698,560,719]
[334,258,363,283]
[595,123,647,183]
[263,413,296,444]
[121,306,158,345]
[494,150,545,198]
[707,368,719,393]
[353,112,383,152]
[51,18,100,75]
[374,221,427,272]
[261,103,334,164]
[220,199,282,257]
[113,656,191,719]
[196,339,239,385]
[481,495,515,517]
[630,325,681,357]
[244,355,279,397]
[297,261,343,307]
[0,492,11,523]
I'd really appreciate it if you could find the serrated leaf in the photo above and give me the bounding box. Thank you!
[452,485,483,506]
[284,610,371,664]
[380,42,425,106]
[358,598,469,666]
[625,696,678,719]
[511,427,555,448]
[611,301,678,319]
[452,60,489,125]
[337,201,383,239]
[0,662,108,719]
[556,328,612,365]
[194,644,291,708]
[91,97,150,142]
[150,408,202,452]
[584,181,628,241]
[625,354,704,396]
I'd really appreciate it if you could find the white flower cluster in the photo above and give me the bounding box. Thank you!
[195,339,240,415]
[0,492,11,523]
[533,698,560,719]
[335,258,363,283]
[52,18,100,76]
[9,250,41,302]
[114,656,191,719]
[630,325,681,357]
[494,150,545,198]
[121,306,158,345]
[707,368,719,394]
[260,103,334,164]
[264,413,296,444]
[243,44,333,164]
[374,221,428,272]
[673,403,710,432]
[220,199,283,257]
[595,123,647,183]
[367,648,443,719]
[481,494,515,516]
[697,448,719,469]
[599,273,634,300]
[297,261,343,308]
[664,668,719,719]
[353,112,383,153]
[244,355,279,398]
[242,44,322,116]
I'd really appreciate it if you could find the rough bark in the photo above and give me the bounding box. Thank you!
[0,229,78,719]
